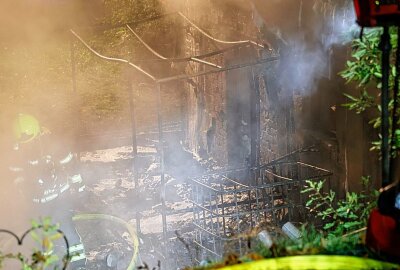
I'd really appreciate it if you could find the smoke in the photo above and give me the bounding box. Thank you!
[252,0,357,94]
[0,0,361,267]
[322,0,359,48]
[162,0,357,95]
[0,1,103,258]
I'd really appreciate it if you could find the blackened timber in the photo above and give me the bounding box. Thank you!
[127,77,138,188]
[250,67,260,170]
[157,83,168,245]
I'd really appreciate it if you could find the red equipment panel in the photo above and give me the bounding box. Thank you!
[367,209,400,258]
[354,0,400,26]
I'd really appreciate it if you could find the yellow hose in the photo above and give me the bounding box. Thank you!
[211,256,399,270]
[72,213,139,270]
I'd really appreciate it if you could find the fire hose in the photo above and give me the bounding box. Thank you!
[72,213,139,270]
[213,256,399,270]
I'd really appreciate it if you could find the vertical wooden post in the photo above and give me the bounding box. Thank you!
[157,83,168,246]
[250,67,261,187]
[128,76,138,188]
[70,38,80,157]
[250,67,260,170]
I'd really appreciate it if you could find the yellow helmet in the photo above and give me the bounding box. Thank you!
[13,114,41,144]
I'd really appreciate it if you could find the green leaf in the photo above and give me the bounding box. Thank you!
[306,199,315,207]
[30,231,40,243]
[31,220,40,229]
[323,222,335,230]
[343,93,358,101]
[343,221,362,229]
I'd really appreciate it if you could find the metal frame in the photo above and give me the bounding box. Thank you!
[189,160,332,262]
[69,11,278,266]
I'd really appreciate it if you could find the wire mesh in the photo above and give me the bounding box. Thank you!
[188,161,332,263]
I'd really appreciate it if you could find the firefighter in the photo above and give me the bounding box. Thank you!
[9,113,86,269]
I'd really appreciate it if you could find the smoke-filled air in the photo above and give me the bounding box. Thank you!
[0,0,399,269]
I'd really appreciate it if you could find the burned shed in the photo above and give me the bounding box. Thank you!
[0,0,384,269]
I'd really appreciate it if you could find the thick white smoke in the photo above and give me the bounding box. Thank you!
[251,0,357,94]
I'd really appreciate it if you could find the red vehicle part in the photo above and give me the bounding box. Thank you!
[353,0,400,26]
[366,209,400,258]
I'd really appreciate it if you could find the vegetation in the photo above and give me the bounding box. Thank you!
[187,6,397,270]
[2,2,397,270]
[302,177,377,233]
[340,28,400,153]
[187,178,384,270]
[257,178,378,257]
[0,218,70,270]
[0,0,176,133]
[0,179,384,270]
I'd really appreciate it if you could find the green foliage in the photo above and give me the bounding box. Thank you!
[195,178,381,269]
[340,29,383,88]
[251,178,379,260]
[0,0,178,133]
[255,226,324,259]
[0,218,68,270]
[342,91,375,114]
[183,178,379,270]
[301,178,378,236]
[340,27,400,155]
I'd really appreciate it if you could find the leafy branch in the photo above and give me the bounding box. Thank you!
[340,27,400,155]
[301,177,378,236]
[0,218,69,270]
